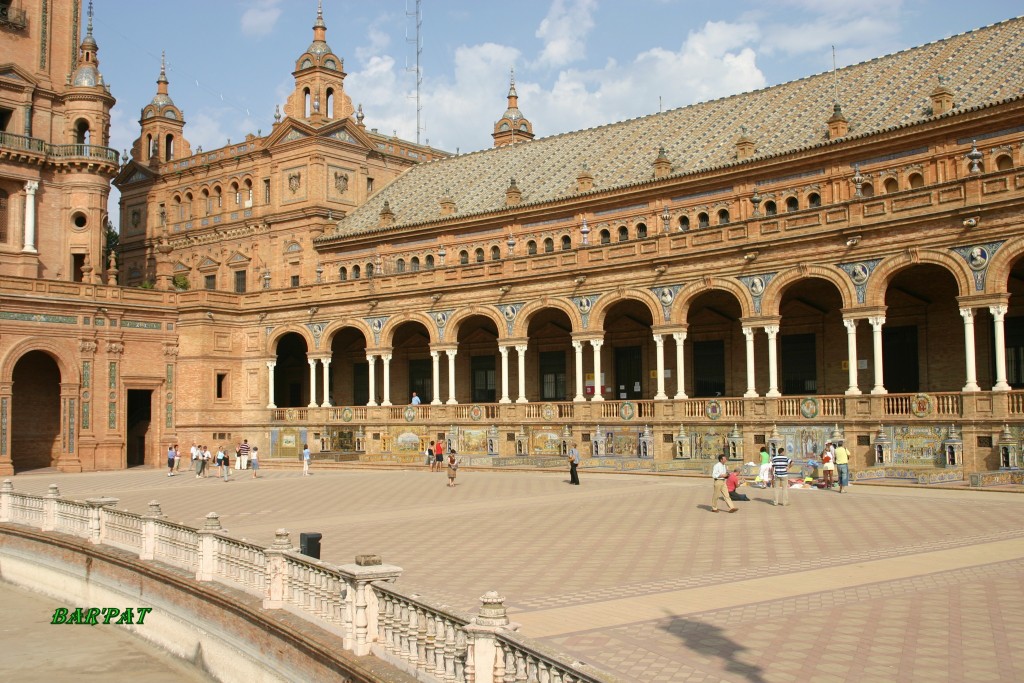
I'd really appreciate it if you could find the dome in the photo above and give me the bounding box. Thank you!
[72,65,99,87]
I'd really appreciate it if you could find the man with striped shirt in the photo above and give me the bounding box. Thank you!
[771,446,792,506]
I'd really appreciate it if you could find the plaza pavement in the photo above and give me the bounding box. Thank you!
[6,463,1024,683]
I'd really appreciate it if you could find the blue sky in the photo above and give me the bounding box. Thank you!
[91,0,1019,223]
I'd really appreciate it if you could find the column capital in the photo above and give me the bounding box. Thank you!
[763,324,779,337]
[24,180,39,194]
[653,333,664,346]
[672,330,688,343]
[381,353,393,362]
[868,316,885,329]
[514,344,528,353]
[266,360,276,369]
[498,345,510,357]
[959,307,974,321]
[741,326,756,340]
[430,349,440,359]
[590,339,603,350]
[990,303,1008,320]
[843,318,858,332]
[571,339,584,351]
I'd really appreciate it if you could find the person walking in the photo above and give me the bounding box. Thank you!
[771,446,792,506]
[166,444,176,477]
[202,445,212,478]
[446,453,459,487]
[218,445,230,481]
[250,445,260,478]
[834,440,850,493]
[302,443,311,476]
[757,445,772,488]
[173,443,181,472]
[568,442,580,485]
[821,441,836,489]
[195,444,205,478]
[711,454,738,513]
[236,439,250,471]
[434,439,444,472]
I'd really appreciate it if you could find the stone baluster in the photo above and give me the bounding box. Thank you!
[85,496,118,544]
[336,554,403,656]
[0,479,12,523]
[139,500,164,560]
[455,628,468,682]
[42,484,60,531]
[376,591,388,654]
[262,529,293,609]
[492,640,506,683]
[505,649,516,683]
[444,618,457,682]
[425,613,437,674]
[434,614,447,675]
[196,512,222,581]
[416,606,428,672]
[400,601,412,662]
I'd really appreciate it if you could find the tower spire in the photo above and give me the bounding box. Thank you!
[492,66,534,147]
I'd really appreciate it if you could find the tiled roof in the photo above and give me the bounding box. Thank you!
[321,17,1024,241]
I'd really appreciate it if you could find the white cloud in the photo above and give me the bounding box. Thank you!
[534,0,597,68]
[240,0,282,38]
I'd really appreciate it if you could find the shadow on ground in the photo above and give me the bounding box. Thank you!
[658,614,767,683]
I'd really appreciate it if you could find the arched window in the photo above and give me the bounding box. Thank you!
[678,215,690,230]
[475,248,484,263]
[717,209,730,225]
[325,88,335,118]
[617,226,629,242]
[244,179,253,206]
[396,258,406,273]
[907,173,924,188]
[185,192,193,218]
[763,201,777,216]
[527,240,537,255]
[561,235,572,250]
[338,267,347,281]
[75,119,90,145]
[599,229,611,244]
[996,154,1013,171]
[460,250,469,264]
[173,195,183,220]
[807,192,821,207]
[214,186,223,208]
[201,188,211,215]
[543,237,554,253]
[366,262,375,277]
[145,134,153,161]
[883,177,899,194]
[636,223,648,238]
[490,245,501,260]
[697,212,709,228]
[785,197,799,212]
[304,88,311,118]
[426,255,435,269]
[411,257,420,271]
[0,188,8,243]
[352,265,361,279]
[861,182,875,197]
[231,182,240,205]
[164,133,175,161]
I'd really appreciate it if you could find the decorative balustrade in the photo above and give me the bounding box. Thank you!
[1009,391,1024,415]
[0,132,119,164]
[0,480,619,683]
[884,392,962,417]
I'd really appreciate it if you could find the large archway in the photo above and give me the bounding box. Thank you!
[999,255,1024,388]
[11,351,62,472]
[328,327,369,406]
[685,290,744,397]
[602,300,655,400]
[274,333,310,407]
[776,277,846,395]
[455,314,500,403]
[390,321,432,404]
[525,307,574,402]
[883,264,963,392]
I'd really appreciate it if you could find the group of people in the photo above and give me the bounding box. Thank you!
[165,439,260,480]
[712,440,851,512]
[425,439,460,486]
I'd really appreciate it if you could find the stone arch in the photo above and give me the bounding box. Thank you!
[672,277,753,322]
[983,234,1024,296]
[512,297,582,338]
[447,306,505,342]
[321,319,373,348]
[0,337,79,385]
[760,264,857,315]
[588,289,662,330]
[266,325,314,354]
[863,249,973,307]
[379,311,437,348]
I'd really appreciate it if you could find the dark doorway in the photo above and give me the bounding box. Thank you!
[1004,317,1024,388]
[539,350,566,400]
[275,332,310,407]
[11,350,61,472]
[883,325,919,393]
[781,333,817,394]
[614,346,642,399]
[692,340,725,397]
[352,362,369,405]
[471,355,496,403]
[409,358,432,403]
[126,389,152,467]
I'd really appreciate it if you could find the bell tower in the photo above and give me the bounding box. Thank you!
[133,52,191,166]
[283,1,353,125]
[492,68,534,147]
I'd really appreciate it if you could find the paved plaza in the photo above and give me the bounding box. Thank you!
[5,464,1024,682]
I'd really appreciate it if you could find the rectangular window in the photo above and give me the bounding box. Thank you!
[692,340,725,397]
[0,189,8,242]
[780,333,817,394]
[72,254,86,283]
[290,275,300,287]
[366,177,374,194]
[471,355,496,403]
[234,270,246,293]
[0,107,12,132]
[1003,317,1024,388]
[409,358,433,403]
[353,362,369,405]
[215,372,228,399]
[539,350,566,401]
[204,274,216,290]
[263,178,270,204]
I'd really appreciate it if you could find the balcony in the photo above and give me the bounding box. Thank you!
[0,3,27,30]
[0,131,120,168]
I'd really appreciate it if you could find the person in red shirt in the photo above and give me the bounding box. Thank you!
[726,468,749,502]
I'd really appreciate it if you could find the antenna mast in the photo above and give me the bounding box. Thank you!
[406,0,423,144]
[832,45,839,103]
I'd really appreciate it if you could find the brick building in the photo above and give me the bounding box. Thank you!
[2,2,1024,483]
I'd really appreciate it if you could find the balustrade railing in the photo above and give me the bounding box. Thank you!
[884,392,962,417]
[0,481,618,683]
[1009,391,1024,415]
[0,132,119,163]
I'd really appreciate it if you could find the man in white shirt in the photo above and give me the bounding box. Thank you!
[711,454,738,513]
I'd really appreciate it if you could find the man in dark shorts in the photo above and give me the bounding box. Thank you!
[434,439,444,471]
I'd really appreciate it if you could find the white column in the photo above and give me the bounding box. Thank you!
[22,180,38,254]
[572,340,585,402]
[366,355,378,406]
[765,325,780,398]
[591,339,604,402]
[515,344,528,403]
[991,304,1011,391]
[869,316,886,395]
[960,307,980,392]
[499,345,511,404]
[742,326,757,398]
[653,334,667,400]
[320,358,332,407]
[430,350,443,405]
[307,358,318,407]
[843,319,861,395]
[672,331,687,399]
[266,361,277,409]
[446,349,458,404]
[381,353,392,406]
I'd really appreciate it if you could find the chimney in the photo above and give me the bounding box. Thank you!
[379,200,395,228]
[930,75,954,116]
[735,126,755,160]
[505,178,522,206]
[439,189,456,216]
[827,104,848,139]
[576,164,594,193]
[653,147,671,178]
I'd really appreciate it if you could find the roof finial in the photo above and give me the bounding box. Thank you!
[508,66,517,98]
[87,0,94,35]
[318,0,323,18]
